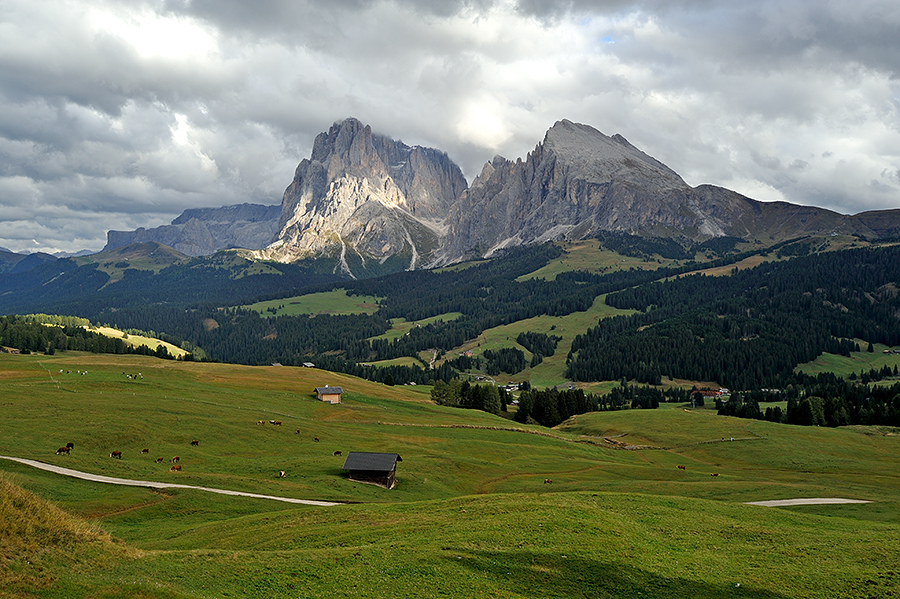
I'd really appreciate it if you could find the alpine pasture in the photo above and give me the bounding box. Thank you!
[1,352,899,598]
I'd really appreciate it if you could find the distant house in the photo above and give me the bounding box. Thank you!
[342,452,402,489]
[315,386,343,404]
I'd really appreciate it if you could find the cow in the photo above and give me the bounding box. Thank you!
[171,456,180,463]
[711,473,719,477]
[278,470,286,478]
[314,436,319,442]
[141,448,149,454]
[677,465,686,470]
[56,447,70,455]
[333,450,342,456]
[190,440,199,446]
[155,457,164,463]
[273,421,282,426]
[269,420,276,424]
[65,442,74,449]
[257,420,265,425]
[170,464,182,472]
[544,478,553,484]
[110,450,122,459]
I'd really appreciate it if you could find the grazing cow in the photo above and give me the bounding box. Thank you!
[170,464,182,472]
[141,448,149,454]
[278,470,286,478]
[56,447,70,455]
[257,420,265,425]
[273,421,282,426]
[110,450,122,459]
[677,465,686,470]
[544,478,553,484]
[65,442,74,449]
[711,473,719,477]
[155,457,164,463]
[171,456,180,463]
[333,450,342,456]
[190,440,199,446]
[269,420,276,424]
[314,436,319,442]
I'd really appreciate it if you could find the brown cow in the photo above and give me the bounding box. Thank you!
[677,465,686,470]
[170,464,182,472]
[711,473,719,477]
[190,440,199,446]
[273,421,282,426]
[56,447,70,455]
[544,478,553,484]
[171,456,180,463]
[278,470,286,478]
[155,457,164,463]
[333,450,342,456]
[314,436,319,442]
[110,450,122,459]
[141,448,149,454]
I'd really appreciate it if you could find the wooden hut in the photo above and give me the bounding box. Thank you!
[341,452,402,489]
[315,386,343,404]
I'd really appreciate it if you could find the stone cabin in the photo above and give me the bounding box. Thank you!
[341,452,402,489]
[315,386,343,404]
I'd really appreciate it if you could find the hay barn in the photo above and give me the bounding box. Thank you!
[315,386,343,404]
[342,452,402,489]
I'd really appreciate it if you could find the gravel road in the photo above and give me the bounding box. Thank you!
[0,455,342,506]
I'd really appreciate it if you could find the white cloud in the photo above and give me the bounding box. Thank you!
[0,0,898,253]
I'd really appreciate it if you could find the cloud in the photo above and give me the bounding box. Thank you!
[0,0,898,253]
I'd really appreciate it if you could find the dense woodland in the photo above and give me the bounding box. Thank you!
[0,315,178,359]
[3,237,900,418]
[568,246,900,389]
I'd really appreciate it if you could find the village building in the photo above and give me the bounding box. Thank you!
[315,386,343,404]
[341,452,402,489]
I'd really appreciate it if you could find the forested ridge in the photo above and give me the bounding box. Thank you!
[567,245,900,388]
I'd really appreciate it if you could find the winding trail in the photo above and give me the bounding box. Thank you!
[0,455,342,507]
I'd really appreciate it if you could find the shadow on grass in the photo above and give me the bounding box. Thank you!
[446,550,790,599]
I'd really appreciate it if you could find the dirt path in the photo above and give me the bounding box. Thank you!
[744,498,872,507]
[0,455,342,507]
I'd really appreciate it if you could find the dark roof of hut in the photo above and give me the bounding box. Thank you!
[342,452,402,472]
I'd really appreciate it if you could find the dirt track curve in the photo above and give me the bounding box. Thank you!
[0,455,342,506]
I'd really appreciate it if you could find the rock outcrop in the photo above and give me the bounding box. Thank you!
[104,204,281,257]
[257,118,467,276]
[440,120,878,262]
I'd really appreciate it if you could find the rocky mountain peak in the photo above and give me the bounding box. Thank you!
[258,118,467,276]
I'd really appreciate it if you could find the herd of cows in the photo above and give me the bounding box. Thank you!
[53,419,346,479]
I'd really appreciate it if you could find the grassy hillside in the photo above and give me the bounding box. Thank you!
[243,289,382,317]
[2,353,899,598]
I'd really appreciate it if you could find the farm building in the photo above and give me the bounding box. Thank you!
[342,452,402,489]
[315,386,343,404]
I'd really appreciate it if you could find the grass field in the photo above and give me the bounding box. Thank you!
[437,295,636,388]
[242,289,382,317]
[795,341,900,379]
[91,326,189,358]
[2,352,899,598]
[516,240,680,282]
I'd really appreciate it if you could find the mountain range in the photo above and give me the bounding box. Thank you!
[98,118,900,278]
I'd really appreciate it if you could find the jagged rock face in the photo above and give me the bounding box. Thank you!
[441,120,884,261]
[443,120,716,261]
[104,204,281,257]
[260,118,467,276]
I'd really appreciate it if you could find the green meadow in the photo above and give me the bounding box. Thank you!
[2,352,899,598]
[243,289,382,317]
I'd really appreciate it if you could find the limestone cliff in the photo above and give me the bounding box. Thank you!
[258,118,467,276]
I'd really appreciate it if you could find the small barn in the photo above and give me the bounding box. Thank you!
[341,452,402,489]
[315,386,343,404]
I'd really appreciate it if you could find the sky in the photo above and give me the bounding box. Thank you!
[1,0,899,254]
